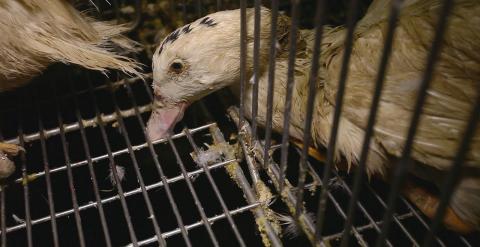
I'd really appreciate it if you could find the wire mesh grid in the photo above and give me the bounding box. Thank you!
[0,69,268,246]
[0,0,479,246]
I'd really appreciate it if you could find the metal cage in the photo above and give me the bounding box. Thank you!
[0,0,479,246]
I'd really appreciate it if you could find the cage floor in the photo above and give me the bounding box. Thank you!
[0,65,478,247]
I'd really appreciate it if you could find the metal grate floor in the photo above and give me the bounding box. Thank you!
[0,64,478,246]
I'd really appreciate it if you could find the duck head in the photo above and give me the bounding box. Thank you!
[147,8,276,140]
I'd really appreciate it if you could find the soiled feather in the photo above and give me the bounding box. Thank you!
[148,0,480,231]
[0,0,143,92]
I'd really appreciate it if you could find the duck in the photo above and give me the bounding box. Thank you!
[146,0,480,233]
[0,0,142,179]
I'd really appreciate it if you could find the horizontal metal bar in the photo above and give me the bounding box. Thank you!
[132,202,262,247]
[209,125,282,247]
[14,123,215,183]
[3,158,236,234]
[323,212,415,242]
[5,104,152,145]
[0,75,150,115]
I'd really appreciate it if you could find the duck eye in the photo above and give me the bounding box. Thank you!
[170,62,183,73]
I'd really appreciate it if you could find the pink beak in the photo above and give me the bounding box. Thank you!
[146,95,187,141]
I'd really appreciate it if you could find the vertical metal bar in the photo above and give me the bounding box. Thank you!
[263,0,279,169]
[104,80,169,247]
[181,0,187,21]
[183,129,247,247]
[166,137,220,247]
[196,0,203,17]
[423,87,480,246]
[375,0,454,245]
[32,89,60,247]
[0,132,6,247]
[367,182,443,246]
[128,0,143,32]
[251,0,261,139]
[229,107,364,246]
[0,187,4,247]
[171,137,222,239]
[239,0,247,125]
[216,0,221,11]
[295,0,327,219]
[50,83,87,247]
[112,0,120,23]
[315,0,362,240]
[205,126,283,247]
[339,0,404,246]
[122,80,210,247]
[86,78,139,247]
[278,0,300,192]
[0,185,5,247]
[17,90,33,247]
[68,81,113,247]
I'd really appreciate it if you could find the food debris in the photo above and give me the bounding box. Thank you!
[12,214,25,224]
[109,164,126,186]
[190,146,224,167]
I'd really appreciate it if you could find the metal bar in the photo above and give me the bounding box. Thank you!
[86,78,139,247]
[5,104,152,146]
[122,77,201,245]
[375,0,454,245]
[228,107,335,247]
[300,157,368,246]
[291,147,395,247]
[315,0,362,240]
[279,0,300,192]
[17,89,33,247]
[250,0,261,138]
[216,0,221,11]
[423,86,480,246]
[208,125,282,247]
[183,128,247,247]
[166,136,220,247]
[368,183,444,246]
[12,123,214,184]
[32,88,60,247]
[196,0,203,17]
[69,81,113,247]
[133,202,262,247]
[0,131,7,247]
[295,0,327,222]
[239,0,247,125]
[0,184,5,247]
[124,61,216,246]
[181,0,187,22]
[105,80,168,247]
[3,159,236,234]
[263,0,279,169]
[323,212,414,242]
[128,0,142,32]
[340,0,404,246]
[0,75,149,116]
[51,82,87,247]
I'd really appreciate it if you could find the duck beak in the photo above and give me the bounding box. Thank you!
[146,94,188,141]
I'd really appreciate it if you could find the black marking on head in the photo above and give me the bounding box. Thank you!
[157,17,215,57]
[165,29,180,44]
[182,24,192,34]
[199,17,217,27]
[157,27,184,56]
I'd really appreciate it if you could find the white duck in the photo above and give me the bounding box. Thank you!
[147,0,480,233]
[0,0,142,178]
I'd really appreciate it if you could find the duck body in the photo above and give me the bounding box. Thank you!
[0,0,142,92]
[148,0,480,233]
[0,0,142,180]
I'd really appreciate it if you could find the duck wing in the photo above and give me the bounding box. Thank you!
[322,0,480,170]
